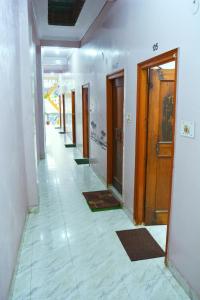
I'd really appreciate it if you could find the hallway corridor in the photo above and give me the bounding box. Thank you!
[10,128,189,300]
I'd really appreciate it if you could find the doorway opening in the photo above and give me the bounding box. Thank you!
[82,84,90,158]
[71,90,76,145]
[107,70,124,195]
[134,49,178,258]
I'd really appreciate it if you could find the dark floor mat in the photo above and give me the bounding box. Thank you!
[82,190,121,212]
[59,131,66,134]
[74,158,89,165]
[65,144,76,148]
[116,228,165,261]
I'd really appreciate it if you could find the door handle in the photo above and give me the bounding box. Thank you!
[156,142,160,155]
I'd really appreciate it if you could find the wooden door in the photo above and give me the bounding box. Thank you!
[82,87,89,158]
[62,94,66,133]
[112,77,124,194]
[71,91,76,145]
[145,68,175,225]
[59,95,62,128]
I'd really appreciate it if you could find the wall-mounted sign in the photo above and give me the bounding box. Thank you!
[153,43,159,51]
[180,120,195,138]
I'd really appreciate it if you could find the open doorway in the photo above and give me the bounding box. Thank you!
[134,49,178,257]
[82,84,90,158]
[107,70,124,195]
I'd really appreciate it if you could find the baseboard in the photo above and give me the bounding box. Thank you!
[28,206,39,214]
[123,205,134,222]
[90,165,107,188]
[8,212,29,299]
[40,153,45,160]
[167,259,200,300]
[108,185,123,202]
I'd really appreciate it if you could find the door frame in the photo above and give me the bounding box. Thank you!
[133,49,178,259]
[82,83,90,158]
[106,69,124,187]
[71,90,76,145]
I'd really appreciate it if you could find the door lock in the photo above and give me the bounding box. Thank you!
[156,142,160,155]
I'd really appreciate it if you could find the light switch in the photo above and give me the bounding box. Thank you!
[126,113,132,123]
[180,120,195,138]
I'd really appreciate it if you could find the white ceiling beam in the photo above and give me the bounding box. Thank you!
[40,39,81,48]
[81,0,115,46]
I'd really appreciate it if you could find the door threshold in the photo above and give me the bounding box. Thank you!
[108,185,123,203]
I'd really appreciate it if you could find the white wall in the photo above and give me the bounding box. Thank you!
[0,0,39,299]
[69,0,200,297]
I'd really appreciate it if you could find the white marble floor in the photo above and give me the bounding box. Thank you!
[10,127,190,300]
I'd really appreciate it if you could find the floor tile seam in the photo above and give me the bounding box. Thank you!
[49,142,84,300]
[53,173,84,300]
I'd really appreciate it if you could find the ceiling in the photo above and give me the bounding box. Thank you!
[48,0,86,26]
[32,0,107,42]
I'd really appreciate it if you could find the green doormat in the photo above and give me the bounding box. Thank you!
[82,190,122,212]
[74,158,89,165]
[65,144,76,148]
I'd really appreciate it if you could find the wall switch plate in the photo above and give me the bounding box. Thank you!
[126,113,132,123]
[180,120,195,138]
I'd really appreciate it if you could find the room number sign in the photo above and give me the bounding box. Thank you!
[153,43,159,51]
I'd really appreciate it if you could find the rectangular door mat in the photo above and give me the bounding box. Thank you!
[59,131,66,134]
[82,190,122,212]
[74,158,89,165]
[116,228,165,261]
[65,144,76,148]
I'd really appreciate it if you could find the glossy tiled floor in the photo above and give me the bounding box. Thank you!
[10,127,190,300]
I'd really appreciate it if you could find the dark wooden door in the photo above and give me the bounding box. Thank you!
[112,77,124,194]
[59,95,62,128]
[145,69,176,225]
[82,87,89,158]
[71,91,76,145]
[62,94,66,133]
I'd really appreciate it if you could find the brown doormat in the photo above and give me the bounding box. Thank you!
[82,190,121,212]
[116,228,165,261]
